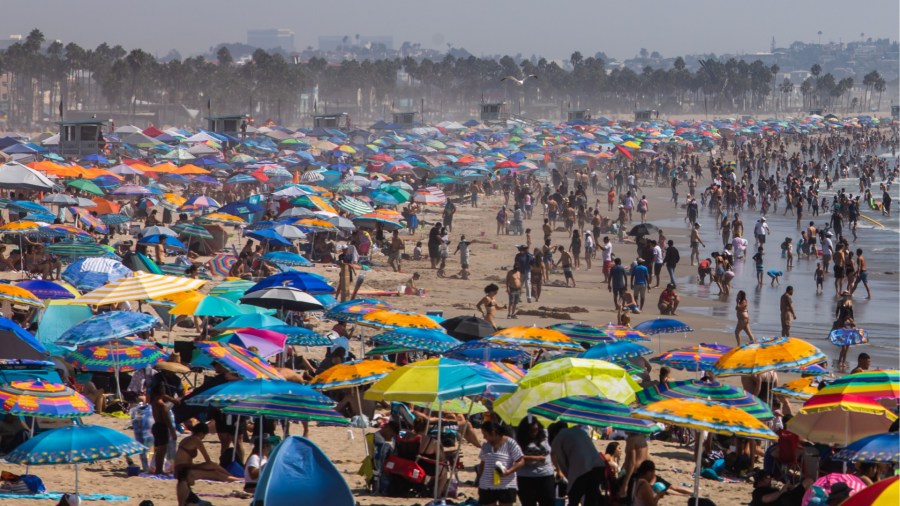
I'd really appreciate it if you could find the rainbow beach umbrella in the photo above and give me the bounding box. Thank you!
[636,379,773,419]
[817,370,899,401]
[528,395,660,434]
[839,475,898,506]
[66,340,167,373]
[787,393,898,445]
[546,323,614,345]
[194,341,283,380]
[222,395,347,424]
[0,379,94,418]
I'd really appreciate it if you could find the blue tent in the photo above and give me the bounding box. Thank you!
[0,316,47,360]
[253,437,354,506]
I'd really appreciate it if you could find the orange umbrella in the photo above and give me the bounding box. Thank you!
[148,162,179,173]
[361,310,443,330]
[174,164,210,175]
[91,198,121,215]
[81,168,123,180]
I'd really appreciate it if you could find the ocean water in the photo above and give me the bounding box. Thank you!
[654,174,900,371]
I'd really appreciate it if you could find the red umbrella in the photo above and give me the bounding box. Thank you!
[616,145,634,160]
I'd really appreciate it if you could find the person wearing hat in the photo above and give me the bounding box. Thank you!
[754,217,770,247]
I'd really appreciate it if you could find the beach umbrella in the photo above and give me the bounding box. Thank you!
[109,184,153,196]
[801,473,867,506]
[0,316,47,361]
[528,395,660,434]
[0,162,55,192]
[487,326,583,352]
[493,358,641,423]
[772,376,822,401]
[602,324,652,342]
[56,311,160,347]
[278,207,317,219]
[444,340,529,363]
[352,213,403,231]
[361,310,443,330]
[76,271,206,305]
[439,315,496,342]
[41,193,78,206]
[222,395,347,424]
[270,224,307,240]
[205,252,238,278]
[66,340,167,373]
[372,328,460,354]
[365,357,516,403]
[479,362,527,384]
[246,228,293,247]
[293,218,338,232]
[62,257,132,292]
[833,432,899,464]
[216,328,288,358]
[712,336,826,376]
[633,318,694,335]
[649,343,730,372]
[547,323,615,345]
[325,215,356,231]
[415,398,487,415]
[241,287,325,312]
[193,341,282,380]
[158,193,187,211]
[99,213,130,225]
[0,379,93,418]
[46,242,115,259]
[324,299,393,323]
[633,398,777,502]
[66,179,104,196]
[839,476,898,506]
[816,370,900,401]
[272,326,331,346]
[172,222,214,240]
[261,251,312,267]
[214,312,287,330]
[0,284,44,308]
[198,212,245,225]
[180,195,221,210]
[636,379,773,419]
[185,378,324,407]
[68,207,108,234]
[4,424,145,494]
[15,280,77,300]
[169,294,244,318]
[309,360,397,390]
[141,225,178,237]
[580,341,654,361]
[787,394,897,446]
[208,279,256,301]
[829,327,869,346]
[334,197,373,216]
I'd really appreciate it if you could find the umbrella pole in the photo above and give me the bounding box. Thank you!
[446,400,475,500]
[113,340,123,400]
[259,414,265,465]
[692,430,706,501]
[434,406,443,505]
[355,387,369,457]
[233,415,241,463]
[75,463,79,495]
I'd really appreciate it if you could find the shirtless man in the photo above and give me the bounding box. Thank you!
[555,245,575,287]
[833,244,846,293]
[851,248,871,299]
[806,221,817,258]
[780,286,797,337]
[505,265,522,319]
[689,223,705,266]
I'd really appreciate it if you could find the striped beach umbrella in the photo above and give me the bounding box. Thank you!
[373,328,460,354]
[46,243,115,258]
[207,253,238,278]
[649,343,730,371]
[529,395,660,433]
[172,222,214,239]
[75,271,206,306]
[208,279,255,300]
[158,193,187,211]
[194,342,282,380]
[633,398,777,440]
[69,207,108,234]
[773,376,822,401]
[66,340,167,373]
[222,395,346,424]
[816,370,899,401]
[293,218,337,232]
[603,324,652,342]
[0,379,94,418]
[364,358,516,404]
[479,361,527,383]
[713,336,827,376]
[788,394,898,445]
[488,326,583,352]
[839,476,898,506]
[309,360,398,390]
[334,197,373,216]
[547,323,615,345]
[0,284,45,308]
[324,299,393,323]
[637,379,773,419]
[181,195,221,210]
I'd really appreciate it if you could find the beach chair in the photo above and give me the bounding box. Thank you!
[775,431,801,484]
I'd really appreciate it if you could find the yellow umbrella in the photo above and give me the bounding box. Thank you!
[338,145,357,154]
[772,376,821,401]
[198,212,246,225]
[360,310,443,330]
[308,360,397,390]
[0,221,41,234]
[622,140,642,149]
[76,271,206,305]
[0,284,45,308]
[712,336,826,376]
[487,326,583,352]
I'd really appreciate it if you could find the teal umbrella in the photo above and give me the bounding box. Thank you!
[222,395,347,424]
[214,312,287,330]
[46,242,116,258]
[528,395,660,433]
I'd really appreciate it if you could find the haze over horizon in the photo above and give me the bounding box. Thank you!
[1,0,897,61]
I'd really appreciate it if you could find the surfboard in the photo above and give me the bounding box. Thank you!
[829,328,868,346]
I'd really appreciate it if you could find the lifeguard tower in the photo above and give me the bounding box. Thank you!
[891,105,899,120]
[480,102,509,123]
[58,119,107,158]
[207,114,246,138]
[392,111,416,128]
[567,110,590,122]
[809,108,825,116]
[634,110,657,122]
[313,113,348,129]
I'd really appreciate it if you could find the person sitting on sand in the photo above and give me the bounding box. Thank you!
[476,284,506,329]
[174,423,241,506]
[243,436,278,492]
[656,284,679,315]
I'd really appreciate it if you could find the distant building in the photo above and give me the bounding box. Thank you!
[0,34,22,51]
[247,29,295,52]
[318,35,393,52]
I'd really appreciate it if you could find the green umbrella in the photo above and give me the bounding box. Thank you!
[428,175,457,184]
[66,179,104,196]
[528,395,661,434]
[172,222,213,239]
[46,243,115,258]
[381,185,410,202]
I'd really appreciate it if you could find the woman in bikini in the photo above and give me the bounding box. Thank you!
[476,284,506,329]
[174,423,241,506]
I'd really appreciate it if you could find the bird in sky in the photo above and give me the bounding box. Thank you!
[500,75,538,85]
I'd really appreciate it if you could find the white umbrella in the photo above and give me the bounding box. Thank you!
[0,162,56,191]
[272,224,307,240]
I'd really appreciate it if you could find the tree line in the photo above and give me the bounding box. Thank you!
[0,29,890,128]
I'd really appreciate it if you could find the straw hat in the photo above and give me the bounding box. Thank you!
[155,353,190,374]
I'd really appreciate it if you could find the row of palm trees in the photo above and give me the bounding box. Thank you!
[0,29,890,128]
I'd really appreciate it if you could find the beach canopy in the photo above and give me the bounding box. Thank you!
[76,271,206,305]
[364,357,517,403]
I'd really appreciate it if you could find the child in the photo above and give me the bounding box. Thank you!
[454,235,472,280]
[437,240,449,278]
[814,262,825,293]
[767,270,784,286]
[412,241,423,261]
[752,246,764,287]
[555,245,576,287]
[784,237,793,269]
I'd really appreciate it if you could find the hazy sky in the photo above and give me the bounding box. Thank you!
[2,0,897,60]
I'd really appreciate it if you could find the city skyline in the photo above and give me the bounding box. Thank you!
[0,0,895,61]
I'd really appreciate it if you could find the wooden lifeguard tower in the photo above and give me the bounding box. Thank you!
[480,102,509,123]
[392,111,416,127]
[313,113,349,129]
[567,110,590,122]
[207,114,246,138]
[58,119,107,158]
[634,110,657,121]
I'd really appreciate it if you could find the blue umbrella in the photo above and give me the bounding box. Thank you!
[579,341,654,361]
[633,318,694,335]
[0,316,47,361]
[833,432,899,464]
[373,328,460,354]
[5,424,144,494]
[262,251,313,267]
[312,293,338,310]
[100,213,130,225]
[219,201,264,216]
[80,154,109,165]
[444,339,529,363]
[56,311,160,347]
[138,233,188,250]
[246,228,293,247]
[62,258,132,292]
[250,271,334,295]
[214,313,287,330]
[9,200,51,214]
[266,325,332,346]
[185,379,332,407]
[15,280,76,300]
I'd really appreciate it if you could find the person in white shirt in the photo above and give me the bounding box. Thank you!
[244,436,276,492]
[821,232,834,273]
[652,240,664,287]
[754,218,770,246]
[731,236,749,260]
[600,236,614,282]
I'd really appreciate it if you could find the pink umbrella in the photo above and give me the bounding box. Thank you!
[801,473,867,506]
[216,328,288,358]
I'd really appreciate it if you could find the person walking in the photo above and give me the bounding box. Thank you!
[662,240,680,285]
[514,417,555,506]
[780,286,797,337]
[549,423,606,506]
[735,290,755,345]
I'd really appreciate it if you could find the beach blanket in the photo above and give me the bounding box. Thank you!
[0,492,128,501]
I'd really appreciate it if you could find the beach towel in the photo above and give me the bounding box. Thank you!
[0,492,129,501]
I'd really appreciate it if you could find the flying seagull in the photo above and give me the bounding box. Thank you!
[500,75,538,85]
